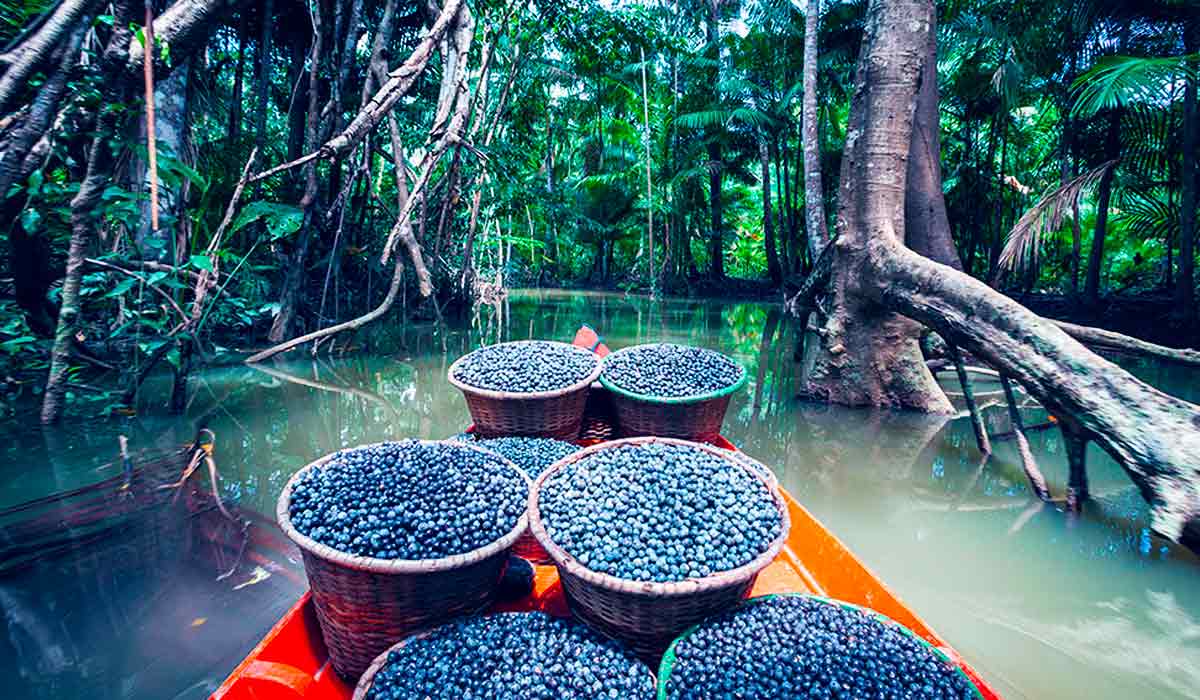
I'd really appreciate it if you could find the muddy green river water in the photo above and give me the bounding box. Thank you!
[1,289,1197,699]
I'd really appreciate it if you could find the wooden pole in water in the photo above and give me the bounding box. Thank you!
[949,344,991,455]
[1000,373,1052,501]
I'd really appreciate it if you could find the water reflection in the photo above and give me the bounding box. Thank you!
[0,289,1197,699]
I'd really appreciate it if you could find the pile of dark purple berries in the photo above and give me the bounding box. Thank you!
[452,435,580,479]
[538,441,781,582]
[364,612,654,699]
[663,596,978,700]
[451,340,598,393]
[287,440,526,560]
[601,343,744,399]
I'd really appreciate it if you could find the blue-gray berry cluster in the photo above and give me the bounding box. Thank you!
[664,596,978,700]
[365,612,654,699]
[538,442,781,582]
[287,440,527,560]
[451,434,580,479]
[452,341,598,393]
[601,343,744,399]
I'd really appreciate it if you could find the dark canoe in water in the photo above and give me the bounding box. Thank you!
[211,330,1003,700]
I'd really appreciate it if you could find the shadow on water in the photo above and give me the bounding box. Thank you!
[0,289,1197,699]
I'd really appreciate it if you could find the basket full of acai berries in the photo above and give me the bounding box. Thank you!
[528,436,789,660]
[448,340,603,440]
[277,439,532,680]
[598,343,747,441]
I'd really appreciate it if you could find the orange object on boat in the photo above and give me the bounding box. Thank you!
[211,329,1002,700]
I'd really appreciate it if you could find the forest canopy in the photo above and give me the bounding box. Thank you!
[0,0,1197,437]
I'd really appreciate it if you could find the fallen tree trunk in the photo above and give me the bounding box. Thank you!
[874,243,1200,545]
[809,0,1200,547]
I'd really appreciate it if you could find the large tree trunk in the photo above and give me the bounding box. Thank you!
[807,0,1200,547]
[267,0,320,344]
[1175,20,1197,324]
[903,18,961,271]
[798,0,950,413]
[801,0,827,261]
[136,59,190,260]
[42,118,118,424]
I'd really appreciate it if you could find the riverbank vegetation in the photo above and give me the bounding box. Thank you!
[1,1,1198,540]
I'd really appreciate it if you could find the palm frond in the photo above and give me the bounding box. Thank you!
[997,159,1118,275]
[674,109,731,130]
[1071,54,1198,118]
[1116,187,1179,246]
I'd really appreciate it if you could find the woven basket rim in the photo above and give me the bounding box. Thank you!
[597,344,748,405]
[528,436,790,598]
[276,439,532,574]
[655,593,984,699]
[447,340,603,401]
[351,611,658,700]
[719,449,779,488]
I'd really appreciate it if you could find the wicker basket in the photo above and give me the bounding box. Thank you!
[276,441,532,681]
[578,384,620,441]
[528,437,790,660]
[448,341,603,440]
[656,594,984,700]
[721,449,779,491]
[598,347,747,441]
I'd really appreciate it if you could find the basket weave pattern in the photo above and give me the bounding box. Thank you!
[448,342,603,440]
[529,437,790,660]
[609,392,734,441]
[277,442,531,681]
[578,384,619,441]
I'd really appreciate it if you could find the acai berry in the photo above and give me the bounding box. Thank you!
[538,441,781,582]
[601,343,744,399]
[451,434,580,479]
[663,596,978,700]
[364,612,655,699]
[451,340,598,393]
[286,440,527,560]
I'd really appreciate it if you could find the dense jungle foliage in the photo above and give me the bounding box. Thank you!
[0,0,1196,420]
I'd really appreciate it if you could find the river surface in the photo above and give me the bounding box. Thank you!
[1,289,1197,699]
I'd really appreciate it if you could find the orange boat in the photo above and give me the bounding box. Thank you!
[212,329,1003,700]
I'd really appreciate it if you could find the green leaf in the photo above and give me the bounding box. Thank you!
[20,209,41,233]
[147,271,168,285]
[0,336,36,354]
[104,278,138,298]
[190,255,214,272]
[229,201,304,240]
[26,170,43,195]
